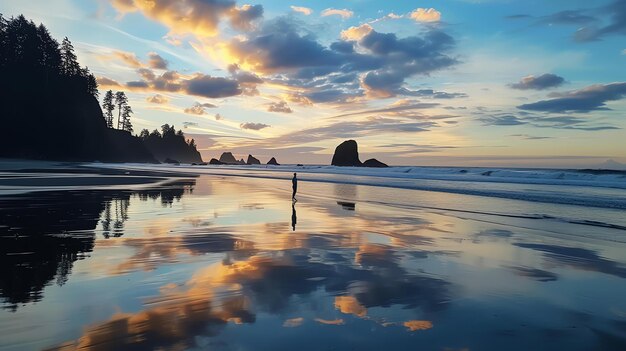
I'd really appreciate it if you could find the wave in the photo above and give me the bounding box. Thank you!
[90,163,626,211]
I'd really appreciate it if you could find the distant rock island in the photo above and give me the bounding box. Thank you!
[331,140,388,167]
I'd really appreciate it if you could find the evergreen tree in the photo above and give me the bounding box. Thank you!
[102,90,115,128]
[114,91,128,130]
[36,24,60,72]
[121,104,133,133]
[139,129,150,139]
[60,37,80,76]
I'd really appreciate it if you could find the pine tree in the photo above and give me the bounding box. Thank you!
[121,104,133,133]
[102,90,115,128]
[60,37,80,76]
[114,91,128,130]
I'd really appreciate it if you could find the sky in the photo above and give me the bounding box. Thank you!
[2,0,626,167]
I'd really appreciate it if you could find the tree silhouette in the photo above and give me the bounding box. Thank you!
[114,91,128,130]
[102,90,115,128]
[121,104,133,133]
[60,37,80,76]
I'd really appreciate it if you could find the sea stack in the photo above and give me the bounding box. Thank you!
[219,152,238,164]
[209,158,224,165]
[267,157,280,165]
[247,154,261,165]
[363,158,388,168]
[331,140,362,166]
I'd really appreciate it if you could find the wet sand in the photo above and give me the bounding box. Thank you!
[0,168,625,350]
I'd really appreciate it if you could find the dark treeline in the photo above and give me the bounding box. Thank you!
[0,14,201,163]
[139,124,202,164]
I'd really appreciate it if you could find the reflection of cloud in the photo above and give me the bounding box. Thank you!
[515,243,626,278]
[314,318,345,325]
[335,296,367,317]
[283,317,304,327]
[507,266,559,282]
[403,320,433,331]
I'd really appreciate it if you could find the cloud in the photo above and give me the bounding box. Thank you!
[518,82,626,113]
[510,73,565,90]
[479,115,526,126]
[185,74,243,98]
[267,101,293,113]
[215,16,457,102]
[321,8,354,19]
[146,94,169,104]
[147,52,168,69]
[184,102,217,115]
[290,6,313,16]
[230,4,264,31]
[96,76,121,87]
[215,113,224,120]
[110,0,264,37]
[536,1,626,42]
[182,121,199,128]
[112,50,142,68]
[340,24,373,41]
[409,8,441,23]
[240,122,270,130]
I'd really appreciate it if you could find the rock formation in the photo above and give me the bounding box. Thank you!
[219,152,238,164]
[246,154,261,165]
[331,140,362,166]
[209,158,224,165]
[363,158,388,168]
[267,157,280,165]
[331,140,389,167]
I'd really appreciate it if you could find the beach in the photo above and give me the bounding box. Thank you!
[1,163,626,350]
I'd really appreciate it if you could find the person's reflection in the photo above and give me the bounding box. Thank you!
[291,202,297,231]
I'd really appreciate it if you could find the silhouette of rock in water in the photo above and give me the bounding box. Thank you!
[164,158,180,165]
[332,140,362,166]
[331,140,389,167]
[219,152,238,164]
[247,155,261,165]
[267,157,280,165]
[209,158,224,165]
[363,158,388,168]
[238,158,246,165]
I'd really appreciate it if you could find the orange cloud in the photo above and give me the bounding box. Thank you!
[409,8,441,23]
[110,0,263,37]
[334,296,367,317]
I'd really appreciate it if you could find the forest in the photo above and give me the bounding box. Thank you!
[0,14,202,163]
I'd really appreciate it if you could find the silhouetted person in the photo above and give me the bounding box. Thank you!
[291,202,297,231]
[292,173,298,201]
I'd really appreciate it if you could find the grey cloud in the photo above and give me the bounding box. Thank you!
[518,82,626,113]
[184,75,242,98]
[510,74,565,90]
[479,115,527,126]
[229,4,264,31]
[538,10,597,25]
[137,68,156,81]
[228,17,458,101]
[267,101,292,113]
[240,122,270,130]
[126,80,149,88]
[147,52,168,70]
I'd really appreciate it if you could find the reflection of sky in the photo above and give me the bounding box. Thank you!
[1,175,626,350]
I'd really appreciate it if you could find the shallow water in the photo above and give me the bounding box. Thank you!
[1,174,626,350]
